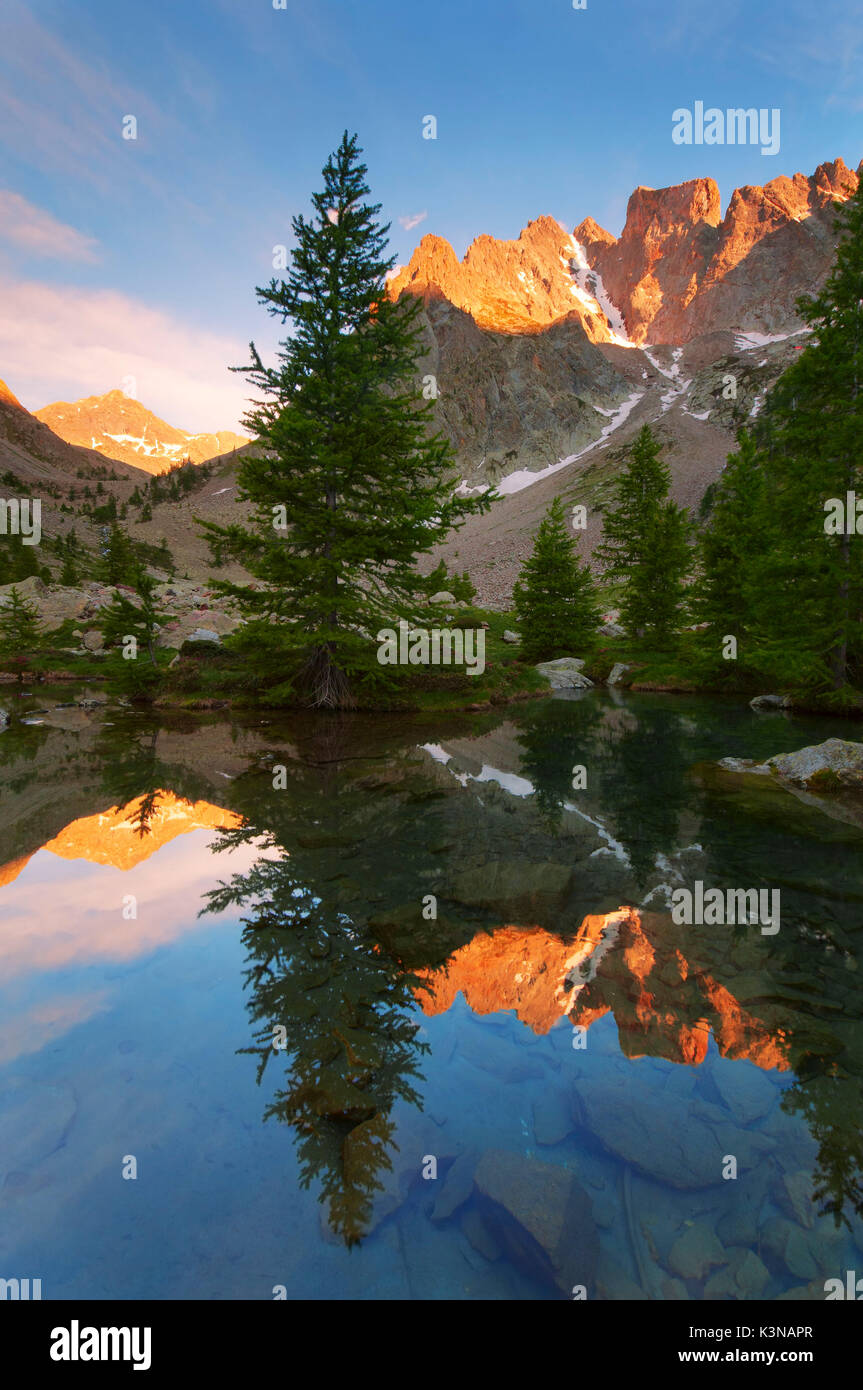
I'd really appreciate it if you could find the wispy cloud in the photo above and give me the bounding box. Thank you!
[0,0,178,199]
[743,3,863,115]
[399,211,428,232]
[0,274,253,431]
[0,190,99,261]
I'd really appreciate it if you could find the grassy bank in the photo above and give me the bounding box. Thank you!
[5,609,863,718]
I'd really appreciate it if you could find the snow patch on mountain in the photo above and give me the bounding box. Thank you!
[565,237,635,348]
[471,389,645,497]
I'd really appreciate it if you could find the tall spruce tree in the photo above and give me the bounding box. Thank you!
[747,179,863,694]
[596,424,691,639]
[513,496,600,661]
[200,132,490,708]
[691,430,765,675]
[100,522,138,587]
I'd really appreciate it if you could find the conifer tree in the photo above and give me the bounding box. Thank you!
[59,553,79,586]
[99,568,165,699]
[596,424,690,639]
[0,530,41,586]
[691,431,765,677]
[0,584,42,653]
[100,522,138,586]
[513,496,600,661]
[199,132,490,707]
[747,180,863,693]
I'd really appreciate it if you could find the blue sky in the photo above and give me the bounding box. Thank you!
[0,0,860,430]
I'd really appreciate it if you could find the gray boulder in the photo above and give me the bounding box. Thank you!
[429,590,456,605]
[535,657,593,690]
[502,630,520,644]
[187,628,222,645]
[607,662,630,687]
[750,693,792,710]
[766,738,863,788]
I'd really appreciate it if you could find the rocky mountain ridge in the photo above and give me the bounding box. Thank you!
[390,157,859,347]
[35,389,247,473]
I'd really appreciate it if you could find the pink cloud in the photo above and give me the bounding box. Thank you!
[0,190,99,262]
[0,273,253,432]
[399,211,428,232]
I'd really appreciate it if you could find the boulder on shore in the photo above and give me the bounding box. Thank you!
[607,662,630,687]
[750,693,792,711]
[535,658,593,690]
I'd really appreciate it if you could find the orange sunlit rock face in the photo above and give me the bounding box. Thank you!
[0,794,242,881]
[0,855,32,889]
[388,159,859,346]
[576,159,858,344]
[386,217,612,339]
[416,907,789,1071]
[34,390,247,473]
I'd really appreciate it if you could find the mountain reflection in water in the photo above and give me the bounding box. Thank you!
[1,692,862,1297]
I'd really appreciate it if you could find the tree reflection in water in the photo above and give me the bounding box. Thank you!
[201,822,430,1246]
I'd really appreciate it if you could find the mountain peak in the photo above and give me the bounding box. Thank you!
[387,155,858,350]
[624,177,722,237]
[0,378,24,411]
[34,392,247,473]
[573,216,615,249]
[388,214,615,338]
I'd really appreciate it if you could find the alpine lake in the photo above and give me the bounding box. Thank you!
[1,684,862,1301]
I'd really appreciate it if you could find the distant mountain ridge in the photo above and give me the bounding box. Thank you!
[35,389,247,473]
[0,376,149,488]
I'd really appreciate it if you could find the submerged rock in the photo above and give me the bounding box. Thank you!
[667,1222,728,1280]
[704,1247,770,1299]
[577,1076,773,1189]
[532,1090,575,1146]
[774,1170,815,1230]
[715,738,863,826]
[473,1148,598,1296]
[431,1149,479,1223]
[711,1059,776,1125]
[460,1207,503,1262]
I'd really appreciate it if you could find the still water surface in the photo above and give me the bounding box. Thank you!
[1,689,861,1299]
